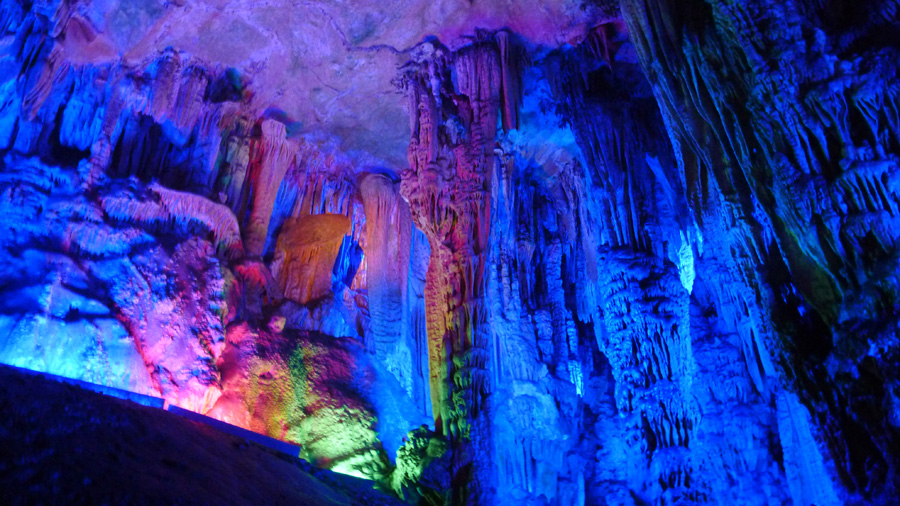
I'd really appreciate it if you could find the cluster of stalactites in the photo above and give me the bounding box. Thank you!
[533,20,717,504]
[7,5,372,321]
[597,250,700,500]
[620,0,900,502]
[399,32,524,505]
[543,21,703,303]
[401,33,521,244]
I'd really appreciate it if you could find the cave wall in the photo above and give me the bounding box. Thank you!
[1,1,899,505]
[0,0,431,482]
[620,0,900,502]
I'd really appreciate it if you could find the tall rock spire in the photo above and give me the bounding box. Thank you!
[400,37,507,505]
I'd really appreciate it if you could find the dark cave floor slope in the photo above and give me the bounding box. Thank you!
[0,364,406,506]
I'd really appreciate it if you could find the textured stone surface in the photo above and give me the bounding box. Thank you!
[274,213,352,303]
[1,0,899,505]
[35,0,617,168]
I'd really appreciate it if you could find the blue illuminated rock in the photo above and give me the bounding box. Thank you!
[0,1,898,505]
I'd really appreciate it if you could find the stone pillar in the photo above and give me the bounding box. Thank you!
[244,119,297,258]
[400,41,503,505]
[359,172,424,406]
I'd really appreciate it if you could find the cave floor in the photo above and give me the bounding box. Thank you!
[0,364,405,506]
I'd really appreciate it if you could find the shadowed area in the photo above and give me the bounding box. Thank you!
[0,363,404,506]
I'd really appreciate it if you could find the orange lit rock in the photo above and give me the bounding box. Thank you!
[273,214,351,304]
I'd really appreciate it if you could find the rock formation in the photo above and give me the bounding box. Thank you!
[1,1,898,505]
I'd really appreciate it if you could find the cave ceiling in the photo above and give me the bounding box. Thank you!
[59,0,615,166]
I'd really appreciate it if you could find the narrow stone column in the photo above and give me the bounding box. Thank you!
[359,172,423,404]
[400,41,503,505]
[244,119,297,258]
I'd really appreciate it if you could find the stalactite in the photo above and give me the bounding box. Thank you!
[243,119,297,258]
[359,172,428,409]
[101,181,243,257]
[495,31,521,133]
[3,2,900,504]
